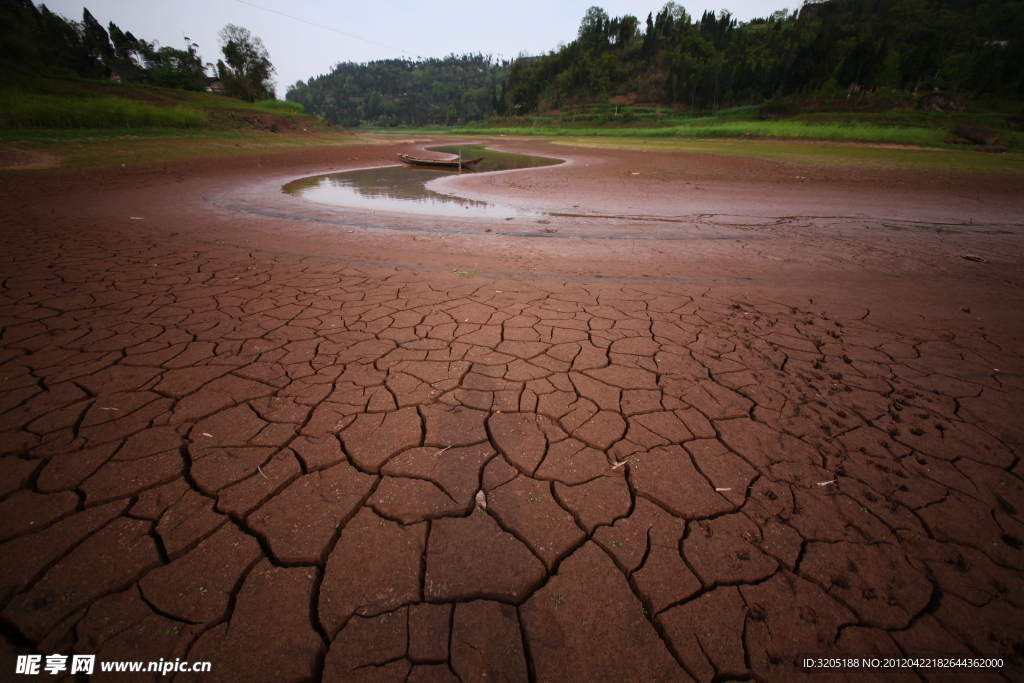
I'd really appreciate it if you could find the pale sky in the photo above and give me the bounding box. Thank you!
[44,0,796,97]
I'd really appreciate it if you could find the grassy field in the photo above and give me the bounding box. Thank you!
[451,120,954,146]
[2,91,208,129]
[0,68,326,133]
[0,68,363,170]
[452,116,1022,151]
[367,95,1024,151]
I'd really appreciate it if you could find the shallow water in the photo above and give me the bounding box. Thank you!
[282,145,561,219]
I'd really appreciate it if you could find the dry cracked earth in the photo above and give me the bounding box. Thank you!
[1,141,1023,683]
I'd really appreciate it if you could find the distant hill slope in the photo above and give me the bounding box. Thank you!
[285,54,508,127]
[498,0,1024,115]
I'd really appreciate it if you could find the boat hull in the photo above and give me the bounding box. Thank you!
[397,154,484,168]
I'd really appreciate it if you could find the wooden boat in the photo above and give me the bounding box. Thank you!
[397,153,484,169]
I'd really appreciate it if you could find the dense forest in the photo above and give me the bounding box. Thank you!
[500,0,1024,114]
[4,0,1021,127]
[0,0,276,100]
[286,0,1023,126]
[1,0,211,89]
[285,54,508,127]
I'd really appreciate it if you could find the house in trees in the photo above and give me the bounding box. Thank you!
[203,77,225,94]
[107,64,147,83]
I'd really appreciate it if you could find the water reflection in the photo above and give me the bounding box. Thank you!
[283,145,561,219]
[426,145,562,174]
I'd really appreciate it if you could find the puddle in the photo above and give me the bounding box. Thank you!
[282,145,561,219]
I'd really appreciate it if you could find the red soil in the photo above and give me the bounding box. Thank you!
[1,137,1022,681]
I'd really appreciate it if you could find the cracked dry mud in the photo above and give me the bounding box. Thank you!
[1,138,1023,682]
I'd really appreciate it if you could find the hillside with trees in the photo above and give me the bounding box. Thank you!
[284,0,1022,128]
[3,0,1020,130]
[285,54,508,127]
[0,0,277,100]
[498,0,1024,116]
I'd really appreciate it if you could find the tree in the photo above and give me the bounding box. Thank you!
[139,37,208,90]
[285,54,508,126]
[108,22,141,65]
[661,1,690,24]
[216,24,275,101]
[578,6,609,39]
[81,8,113,60]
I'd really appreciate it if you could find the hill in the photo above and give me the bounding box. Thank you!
[498,0,1024,115]
[285,54,508,127]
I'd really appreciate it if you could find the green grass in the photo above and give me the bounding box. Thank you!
[313,92,1024,151]
[449,120,953,146]
[434,94,1024,150]
[253,100,304,114]
[1,90,207,129]
[454,122,910,144]
[446,116,1024,151]
[0,67,322,133]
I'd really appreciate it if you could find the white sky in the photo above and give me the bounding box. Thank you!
[44,0,796,97]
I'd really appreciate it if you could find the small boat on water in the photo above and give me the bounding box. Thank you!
[397,153,484,169]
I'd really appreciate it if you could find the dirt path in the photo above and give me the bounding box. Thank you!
[1,138,1022,681]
